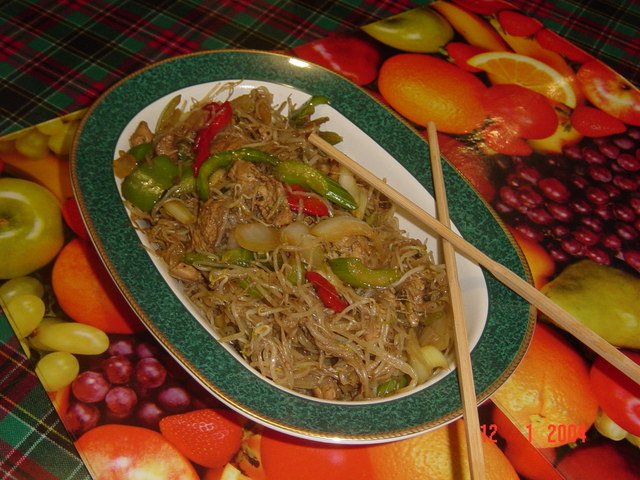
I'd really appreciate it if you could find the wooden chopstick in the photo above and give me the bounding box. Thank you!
[427,122,486,480]
[308,133,640,386]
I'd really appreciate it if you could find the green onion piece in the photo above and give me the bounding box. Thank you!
[329,257,401,288]
[290,95,331,126]
[377,375,409,396]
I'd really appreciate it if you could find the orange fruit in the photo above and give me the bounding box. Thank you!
[367,419,518,480]
[492,322,598,448]
[378,53,487,134]
[51,238,143,334]
[467,51,577,107]
[492,405,562,480]
[75,424,199,479]
[0,150,73,203]
[159,408,244,470]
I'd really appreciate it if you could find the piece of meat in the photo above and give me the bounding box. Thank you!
[169,262,201,282]
[129,121,153,147]
[154,109,211,160]
[228,159,293,226]
[190,198,228,252]
[331,235,373,261]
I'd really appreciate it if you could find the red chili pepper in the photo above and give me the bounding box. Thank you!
[286,184,330,216]
[305,271,348,313]
[192,101,232,176]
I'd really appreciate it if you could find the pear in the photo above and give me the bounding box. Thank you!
[541,260,640,349]
[361,6,454,53]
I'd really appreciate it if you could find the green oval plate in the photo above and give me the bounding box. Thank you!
[71,50,534,444]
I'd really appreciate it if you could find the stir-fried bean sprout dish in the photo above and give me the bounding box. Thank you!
[113,82,451,401]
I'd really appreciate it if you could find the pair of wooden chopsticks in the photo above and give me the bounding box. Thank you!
[309,127,640,478]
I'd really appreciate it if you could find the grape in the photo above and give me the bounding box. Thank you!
[64,402,100,438]
[580,216,604,233]
[517,165,541,184]
[585,186,609,205]
[583,147,606,164]
[598,142,619,160]
[135,357,167,388]
[29,322,109,355]
[72,371,110,403]
[517,185,543,208]
[617,153,640,172]
[574,227,600,246]
[538,178,570,202]
[586,247,610,265]
[5,294,45,338]
[588,165,613,183]
[0,276,44,304]
[624,250,640,270]
[514,222,543,243]
[157,385,191,413]
[602,233,623,250]
[612,135,635,150]
[108,337,135,357]
[36,351,79,392]
[561,237,585,256]
[490,129,640,272]
[548,203,573,222]
[136,401,165,429]
[613,175,637,191]
[613,204,636,223]
[136,340,161,359]
[105,386,138,417]
[103,355,133,384]
[527,208,553,225]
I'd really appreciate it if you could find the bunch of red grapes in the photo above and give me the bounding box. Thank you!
[491,127,640,273]
[64,334,219,438]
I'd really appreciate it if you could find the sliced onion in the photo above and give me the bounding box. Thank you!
[281,222,310,245]
[161,199,196,224]
[339,167,367,219]
[310,215,373,241]
[234,223,280,252]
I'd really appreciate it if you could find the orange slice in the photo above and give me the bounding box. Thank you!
[468,51,577,108]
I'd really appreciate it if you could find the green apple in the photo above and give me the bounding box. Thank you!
[0,177,64,279]
[361,6,454,53]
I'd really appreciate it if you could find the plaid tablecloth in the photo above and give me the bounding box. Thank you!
[0,0,639,136]
[1,1,639,479]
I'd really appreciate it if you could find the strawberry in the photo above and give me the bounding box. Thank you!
[444,42,488,72]
[570,105,627,137]
[451,0,513,15]
[497,10,543,37]
[159,408,244,469]
[535,29,593,63]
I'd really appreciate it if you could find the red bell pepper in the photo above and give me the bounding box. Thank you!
[306,271,348,313]
[192,101,232,176]
[286,184,330,216]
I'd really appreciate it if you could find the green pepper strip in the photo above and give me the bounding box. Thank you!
[128,142,153,164]
[184,248,254,268]
[290,95,331,126]
[377,375,409,396]
[272,160,357,211]
[196,148,356,212]
[196,147,280,200]
[121,155,179,212]
[328,257,402,288]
